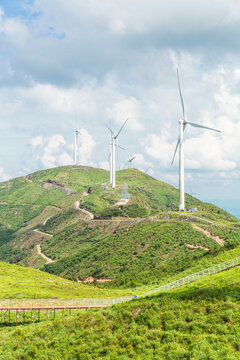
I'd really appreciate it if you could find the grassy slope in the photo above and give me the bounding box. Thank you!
[1,243,240,300]
[0,261,134,299]
[42,220,223,284]
[40,209,240,286]
[0,266,239,359]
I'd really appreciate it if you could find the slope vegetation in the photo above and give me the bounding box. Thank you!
[0,261,134,299]
[0,265,239,359]
[0,165,239,288]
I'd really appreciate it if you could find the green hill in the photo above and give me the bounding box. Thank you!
[42,219,240,286]
[0,265,239,359]
[0,165,239,287]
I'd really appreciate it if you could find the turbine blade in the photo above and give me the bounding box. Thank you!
[105,123,114,135]
[129,156,135,162]
[116,140,121,170]
[171,123,187,164]
[171,136,180,164]
[115,118,128,139]
[187,121,221,133]
[177,69,186,119]
[117,145,126,150]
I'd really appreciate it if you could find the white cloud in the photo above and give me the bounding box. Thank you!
[30,134,74,169]
[143,134,174,167]
[0,7,29,43]
[106,97,144,132]
[18,84,96,116]
[0,168,10,182]
[77,128,96,165]
[30,136,43,148]
[43,134,65,155]
[99,161,109,170]
[184,133,237,171]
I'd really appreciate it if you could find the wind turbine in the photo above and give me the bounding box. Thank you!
[106,119,128,189]
[128,156,135,168]
[74,129,80,165]
[189,185,199,197]
[171,69,221,212]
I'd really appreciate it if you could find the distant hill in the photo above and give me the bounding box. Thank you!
[0,165,239,286]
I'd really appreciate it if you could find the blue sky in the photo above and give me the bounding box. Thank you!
[0,0,35,17]
[1,0,240,215]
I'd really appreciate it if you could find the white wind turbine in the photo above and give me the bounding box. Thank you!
[128,156,135,168]
[171,69,221,212]
[106,119,128,189]
[74,129,80,165]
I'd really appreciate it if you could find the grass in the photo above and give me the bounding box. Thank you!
[0,261,135,299]
[0,265,239,359]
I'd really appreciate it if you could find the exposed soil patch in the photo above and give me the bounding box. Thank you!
[132,308,141,318]
[33,229,53,237]
[186,244,209,251]
[24,176,33,183]
[113,199,129,207]
[96,278,115,283]
[71,166,92,170]
[43,180,76,195]
[77,276,114,283]
[192,224,225,246]
[160,249,178,264]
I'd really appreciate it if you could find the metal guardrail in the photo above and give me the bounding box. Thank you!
[0,297,132,309]
[138,257,240,298]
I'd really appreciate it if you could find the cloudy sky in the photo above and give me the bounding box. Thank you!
[1,0,240,213]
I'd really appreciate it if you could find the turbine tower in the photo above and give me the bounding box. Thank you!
[74,129,80,165]
[106,119,128,189]
[109,140,113,184]
[171,69,221,212]
[128,156,135,168]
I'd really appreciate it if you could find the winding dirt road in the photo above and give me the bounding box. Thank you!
[192,224,225,246]
[36,244,55,264]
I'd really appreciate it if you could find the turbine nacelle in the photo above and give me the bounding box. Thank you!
[179,118,186,125]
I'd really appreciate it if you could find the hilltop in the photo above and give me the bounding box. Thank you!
[0,165,239,287]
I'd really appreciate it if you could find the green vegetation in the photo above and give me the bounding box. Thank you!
[43,221,225,286]
[0,165,240,359]
[97,204,149,218]
[0,266,239,359]
[0,261,134,299]
[0,165,239,289]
